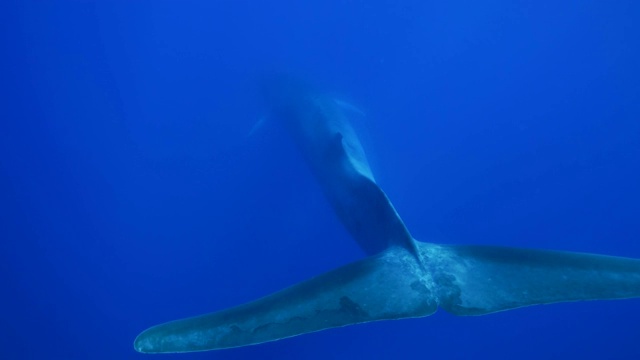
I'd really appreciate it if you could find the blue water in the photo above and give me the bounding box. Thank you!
[2,1,640,359]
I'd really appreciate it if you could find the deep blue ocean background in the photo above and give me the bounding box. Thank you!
[2,1,640,359]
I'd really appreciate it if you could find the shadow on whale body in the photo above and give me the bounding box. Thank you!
[134,76,640,353]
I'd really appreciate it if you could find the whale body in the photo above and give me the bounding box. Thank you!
[134,76,640,353]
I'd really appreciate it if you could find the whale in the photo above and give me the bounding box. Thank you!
[134,75,640,353]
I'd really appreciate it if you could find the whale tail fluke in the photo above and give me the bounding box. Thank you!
[134,244,640,353]
[436,245,640,316]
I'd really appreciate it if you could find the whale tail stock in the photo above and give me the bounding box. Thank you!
[134,244,640,353]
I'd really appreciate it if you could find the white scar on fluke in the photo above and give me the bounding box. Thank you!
[134,75,640,353]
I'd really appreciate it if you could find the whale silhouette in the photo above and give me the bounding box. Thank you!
[134,75,640,353]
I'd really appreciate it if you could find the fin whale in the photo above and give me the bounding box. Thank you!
[134,76,640,353]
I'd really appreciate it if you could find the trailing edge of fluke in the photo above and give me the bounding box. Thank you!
[134,75,640,353]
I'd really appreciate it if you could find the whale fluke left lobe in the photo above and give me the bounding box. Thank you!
[134,248,436,353]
